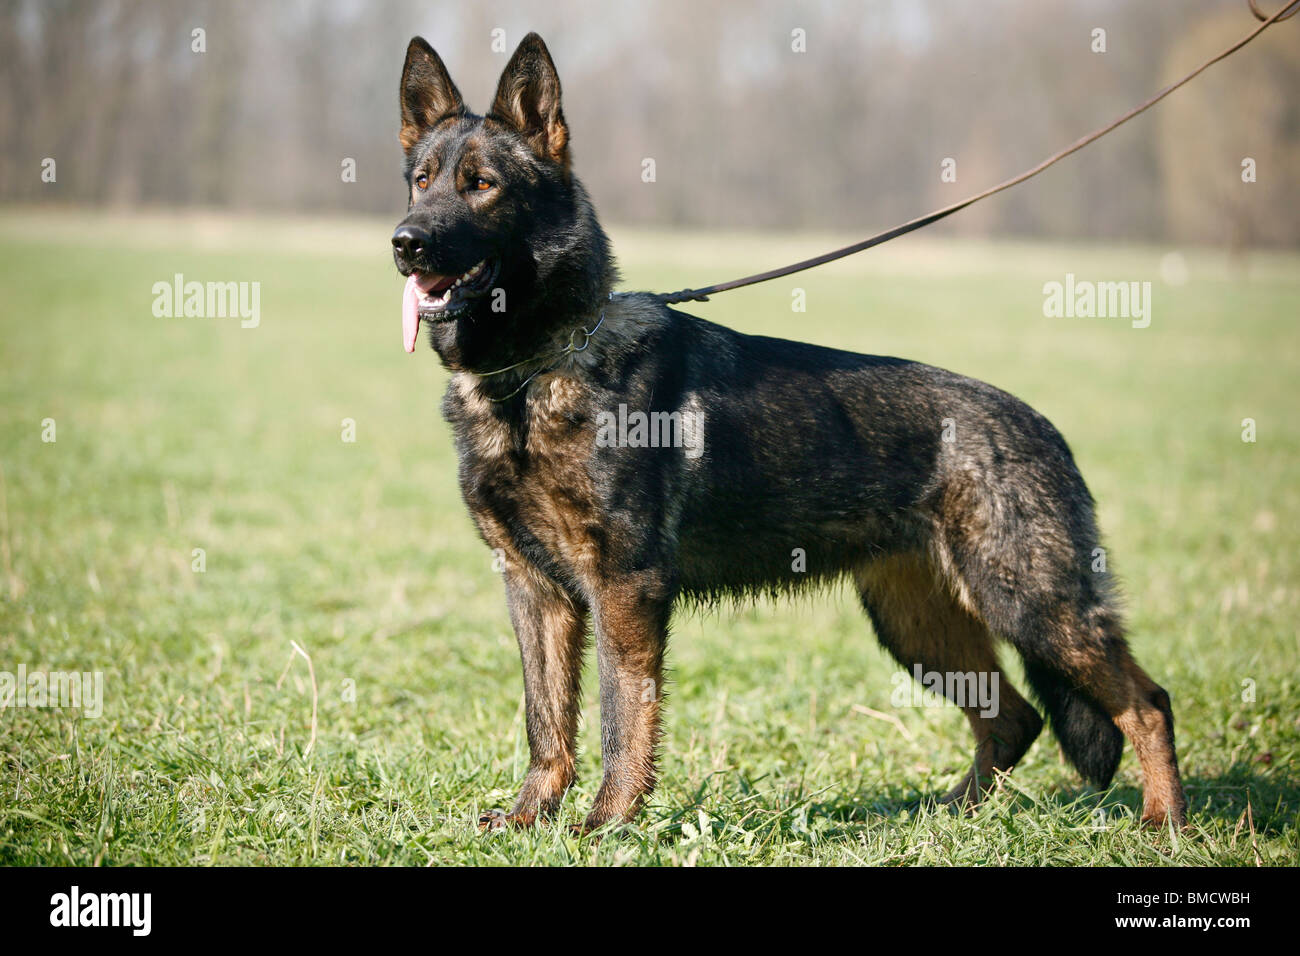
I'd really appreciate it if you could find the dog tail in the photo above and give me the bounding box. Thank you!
[1021,660,1122,787]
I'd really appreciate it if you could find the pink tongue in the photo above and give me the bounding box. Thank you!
[402,273,421,353]
[402,273,454,353]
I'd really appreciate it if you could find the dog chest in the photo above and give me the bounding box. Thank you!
[451,373,606,581]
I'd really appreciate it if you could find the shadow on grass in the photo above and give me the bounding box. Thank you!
[581,759,1297,852]
[1040,766,1297,836]
[776,763,1297,837]
[1181,766,1297,835]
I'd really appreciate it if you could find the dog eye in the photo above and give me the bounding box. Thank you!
[473,177,493,192]
[415,174,429,191]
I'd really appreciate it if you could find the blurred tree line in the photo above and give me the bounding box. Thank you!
[1,0,1296,245]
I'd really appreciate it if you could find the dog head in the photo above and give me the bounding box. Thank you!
[392,33,610,370]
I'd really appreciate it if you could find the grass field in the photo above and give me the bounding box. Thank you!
[0,208,1297,866]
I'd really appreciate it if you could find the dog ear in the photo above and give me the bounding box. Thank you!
[488,33,569,168]
[399,37,465,152]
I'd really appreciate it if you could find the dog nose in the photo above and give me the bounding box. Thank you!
[392,224,432,261]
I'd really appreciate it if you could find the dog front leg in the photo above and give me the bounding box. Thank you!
[480,567,588,829]
[581,577,672,833]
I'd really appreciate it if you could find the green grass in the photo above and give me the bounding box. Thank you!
[0,208,1297,865]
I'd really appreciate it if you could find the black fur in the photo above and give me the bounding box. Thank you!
[1022,661,1124,787]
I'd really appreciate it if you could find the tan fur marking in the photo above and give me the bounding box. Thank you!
[399,125,421,152]
[456,375,512,460]
[1063,646,1186,826]
[484,562,587,828]
[516,373,602,577]
[583,578,667,828]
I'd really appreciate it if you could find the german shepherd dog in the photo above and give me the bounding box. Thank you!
[390,33,1187,833]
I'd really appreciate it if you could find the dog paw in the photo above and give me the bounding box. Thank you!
[1140,807,1189,831]
[478,809,509,831]
[568,820,609,841]
[478,807,540,831]
[569,814,629,840]
[937,773,985,812]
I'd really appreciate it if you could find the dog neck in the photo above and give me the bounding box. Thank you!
[473,305,609,404]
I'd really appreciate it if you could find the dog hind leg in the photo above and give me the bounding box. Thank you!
[857,553,1043,809]
[937,476,1188,828]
